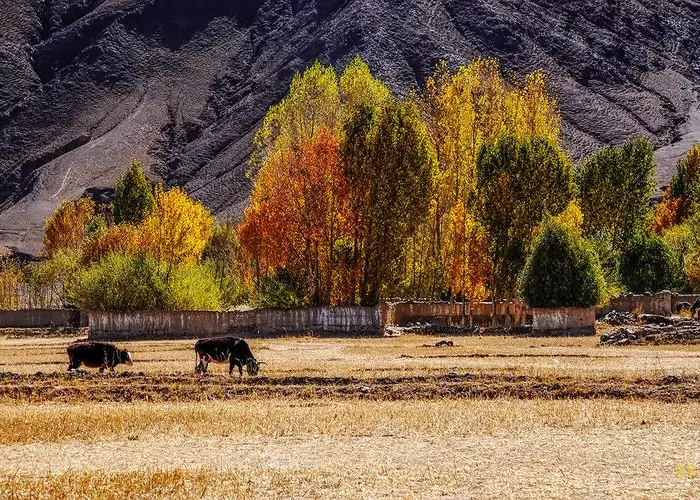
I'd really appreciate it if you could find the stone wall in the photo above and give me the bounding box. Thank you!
[532,307,596,336]
[0,309,86,328]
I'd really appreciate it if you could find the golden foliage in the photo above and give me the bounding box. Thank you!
[240,129,353,304]
[80,224,141,265]
[140,186,215,268]
[653,197,682,234]
[43,197,96,256]
[406,58,561,299]
[0,256,22,310]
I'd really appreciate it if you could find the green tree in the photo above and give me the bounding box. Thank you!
[114,160,155,225]
[254,268,305,309]
[203,223,247,308]
[620,231,683,293]
[519,218,604,308]
[577,138,657,256]
[342,100,439,305]
[475,135,574,305]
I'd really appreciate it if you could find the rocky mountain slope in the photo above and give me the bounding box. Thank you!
[1,0,699,254]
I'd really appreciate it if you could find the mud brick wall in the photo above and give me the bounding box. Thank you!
[532,307,596,336]
[88,307,385,340]
[0,309,86,328]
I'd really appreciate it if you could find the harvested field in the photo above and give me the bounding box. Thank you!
[1,333,700,498]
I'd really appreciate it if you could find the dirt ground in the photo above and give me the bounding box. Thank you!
[1,333,700,498]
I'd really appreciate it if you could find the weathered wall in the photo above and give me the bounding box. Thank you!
[598,291,673,317]
[533,307,596,336]
[88,307,385,340]
[386,301,530,327]
[0,309,86,328]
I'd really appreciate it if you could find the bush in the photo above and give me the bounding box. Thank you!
[254,268,305,309]
[620,231,683,293]
[70,252,222,311]
[519,218,604,308]
[168,265,222,310]
[70,253,169,311]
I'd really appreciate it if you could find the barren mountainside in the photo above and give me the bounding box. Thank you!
[1,0,699,254]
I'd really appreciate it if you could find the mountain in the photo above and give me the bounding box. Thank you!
[1,0,699,254]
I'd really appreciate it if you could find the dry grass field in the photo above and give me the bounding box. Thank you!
[1,331,700,498]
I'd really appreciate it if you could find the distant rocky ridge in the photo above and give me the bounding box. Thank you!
[1,0,699,254]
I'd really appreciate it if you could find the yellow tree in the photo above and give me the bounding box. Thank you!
[252,60,341,171]
[43,197,96,256]
[409,58,561,299]
[139,186,215,273]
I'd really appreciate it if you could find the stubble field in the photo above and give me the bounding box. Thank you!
[1,332,699,498]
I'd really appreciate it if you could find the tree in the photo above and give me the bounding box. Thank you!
[475,135,573,306]
[654,145,700,232]
[577,138,657,254]
[239,128,353,305]
[342,100,439,305]
[0,257,23,310]
[519,218,604,308]
[80,224,140,265]
[114,160,155,225]
[409,58,561,299]
[444,205,490,324]
[252,60,341,172]
[43,197,96,256]
[203,223,247,308]
[620,231,682,293]
[139,186,215,273]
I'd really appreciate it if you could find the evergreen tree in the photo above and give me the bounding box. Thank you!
[114,160,155,225]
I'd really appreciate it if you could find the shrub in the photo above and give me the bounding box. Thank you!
[70,252,224,311]
[168,265,222,310]
[519,218,604,308]
[70,253,169,311]
[620,231,683,293]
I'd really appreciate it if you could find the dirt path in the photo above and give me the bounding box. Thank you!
[1,430,699,497]
[2,372,700,403]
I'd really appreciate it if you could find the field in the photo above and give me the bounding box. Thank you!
[1,332,700,498]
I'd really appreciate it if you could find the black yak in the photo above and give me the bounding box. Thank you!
[194,337,262,377]
[67,341,133,373]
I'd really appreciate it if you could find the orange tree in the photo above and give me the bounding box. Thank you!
[43,197,96,256]
[239,128,352,305]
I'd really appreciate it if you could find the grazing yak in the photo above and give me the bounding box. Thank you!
[67,341,133,373]
[194,337,262,377]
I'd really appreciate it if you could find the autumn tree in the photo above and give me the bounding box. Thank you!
[409,58,561,298]
[654,145,700,232]
[114,160,155,225]
[240,129,352,305]
[43,197,96,256]
[252,61,341,172]
[80,224,140,265]
[577,138,657,257]
[342,100,438,305]
[475,135,573,311]
[140,186,215,273]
